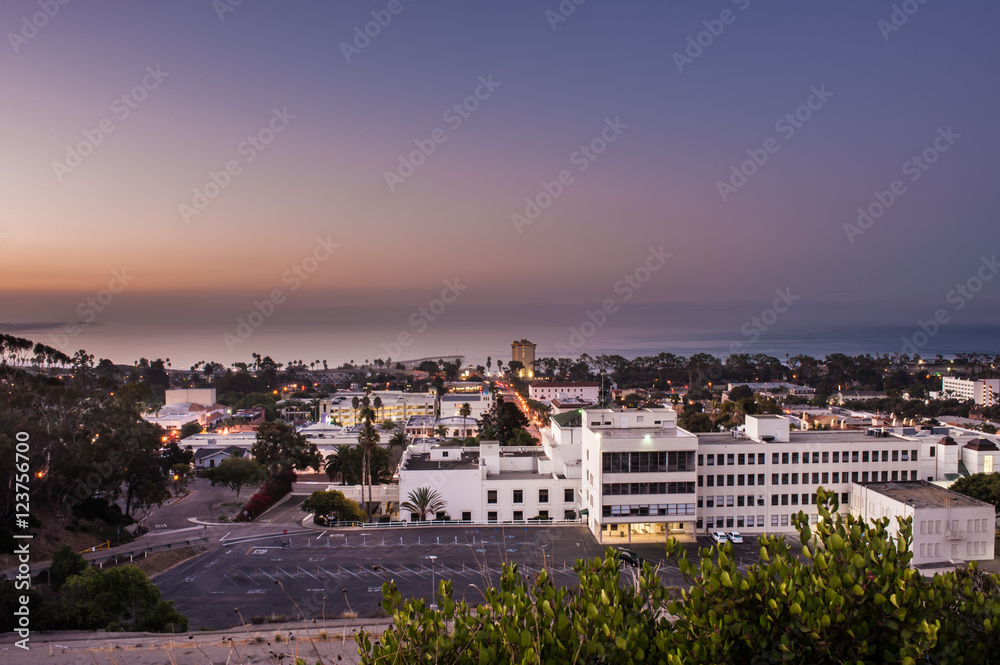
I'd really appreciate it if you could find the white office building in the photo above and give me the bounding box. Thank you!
[850,481,995,566]
[528,382,599,403]
[319,391,436,426]
[942,377,1000,406]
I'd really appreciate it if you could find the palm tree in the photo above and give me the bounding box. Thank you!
[400,487,446,522]
[486,356,492,376]
[324,445,353,484]
[389,430,409,449]
[351,396,360,424]
[459,403,472,436]
[357,403,380,516]
[373,395,383,421]
[380,419,396,432]
[434,424,449,438]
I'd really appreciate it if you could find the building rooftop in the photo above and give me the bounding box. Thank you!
[597,426,690,439]
[698,430,902,446]
[861,480,992,509]
[401,452,479,471]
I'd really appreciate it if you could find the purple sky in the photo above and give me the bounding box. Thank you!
[2,1,999,329]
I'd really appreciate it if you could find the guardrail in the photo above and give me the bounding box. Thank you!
[83,536,211,568]
[314,518,584,529]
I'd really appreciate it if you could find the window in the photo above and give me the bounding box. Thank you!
[910,470,917,480]
[565,488,574,502]
[758,495,765,506]
[912,449,918,461]
[513,490,523,504]
[539,489,549,503]
[780,515,789,527]
[717,475,724,487]
[772,452,780,464]
[781,473,789,485]
[771,515,779,527]
[792,452,799,464]
[737,495,745,507]
[771,494,779,506]
[748,474,755,486]
[821,472,829,484]
[781,494,788,505]
[987,456,994,473]
[832,472,839,484]
[565,510,576,520]
[697,454,703,466]
[737,516,745,527]
[881,471,888,482]
[812,473,820,484]
[707,476,715,487]
[812,452,819,463]
[727,475,735,487]
[862,471,869,482]
[892,450,899,462]
[738,474,745,486]
[707,455,715,466]
[488,490,498,504]
[791,473,799,484]
[772,473,780,485]
[822,452,829,463]
[757,515,765,527]
[727,454,735,466]
[462,511,472,521]
[801,493,809,505]
[862,451,869,463]
[882,451,889,462]
[930,447,935,458]
[842,451,849,463]
[488,511,498,522]
[738,453,745,465]
[852,472,858,482]
[513,511,523,521]
[706,496,714,507]
[758,453,766,465]
[833,452,839,463]
[891,471,898,481]
[791,494,798,506]
[697,497,703,507]
[782,453,789,465]
[748,454,755,465]
[852,451,859,462]
[538,510,549,519]
[758,474,765,485]
[841,492,849,504]
[698,475,703,487]
[726,517,734,528]
[802,453,809,465]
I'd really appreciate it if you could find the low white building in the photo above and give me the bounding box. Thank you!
[439,392,493,420]
[319,391,436,426]
[850,480,995,566]
[528,382,599,403]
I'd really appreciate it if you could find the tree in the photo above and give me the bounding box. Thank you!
[60,565,187,632]
[400,487,446,521]
[360,490,1000,664]
[202,456,268,500]
[303,490,365,524]
[950,473,1000,514]
[434,424,449,438]
[179,421,202,439]
[459,402,472,420]
[49,545,88,591]
[727,384,754,402]
[251,421,321,474]
[389,430,409,450]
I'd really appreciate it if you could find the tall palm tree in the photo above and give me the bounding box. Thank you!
[358,402,380,516]
[486,356,492,375]
[373,395,383,422]
[400,487,446,522]
[324,445,352,484]
[459,403,472,436]
[434,424,449,438]
[351,396,360,425]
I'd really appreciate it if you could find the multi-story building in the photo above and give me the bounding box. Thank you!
[695,415,928,534]
[942,377,1000,406]
[528,382,599,403]
[404,415,478,439]
[318,390,436,427]
[510,339,536,379]
[439,392,493,420]
[850,481,995,566]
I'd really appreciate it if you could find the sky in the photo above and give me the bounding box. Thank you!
[1,1,999,363]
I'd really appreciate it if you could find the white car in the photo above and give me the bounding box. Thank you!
[727,531,744,544]
[711,531,728,544]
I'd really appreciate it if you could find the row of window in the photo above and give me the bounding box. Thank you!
[487,488,575,504]
[601,482,695,496]
[602,503,696,517]
[918,518,991,535]
[485,510,577,521]
[699,449,920,467]
[917,541,990,558]
[698,492,851,509]
[699,469,918,488]
[698,513,823,530]
[602,451,696,474]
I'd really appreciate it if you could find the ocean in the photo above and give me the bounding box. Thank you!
[9,302,999,370]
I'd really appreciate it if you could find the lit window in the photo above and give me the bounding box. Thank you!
[986,456,994,473]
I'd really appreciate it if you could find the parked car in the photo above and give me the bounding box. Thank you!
[617,548,644,568]
[727,531,744,544]
[711,531,728,544]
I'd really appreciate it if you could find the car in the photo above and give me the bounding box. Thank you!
[617,548,644,568]
[711,531,728,544]
[727,531,744,544]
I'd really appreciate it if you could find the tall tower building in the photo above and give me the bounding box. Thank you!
[510,339,536,379]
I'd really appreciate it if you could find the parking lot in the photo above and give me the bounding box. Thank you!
[155,525,774,630]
